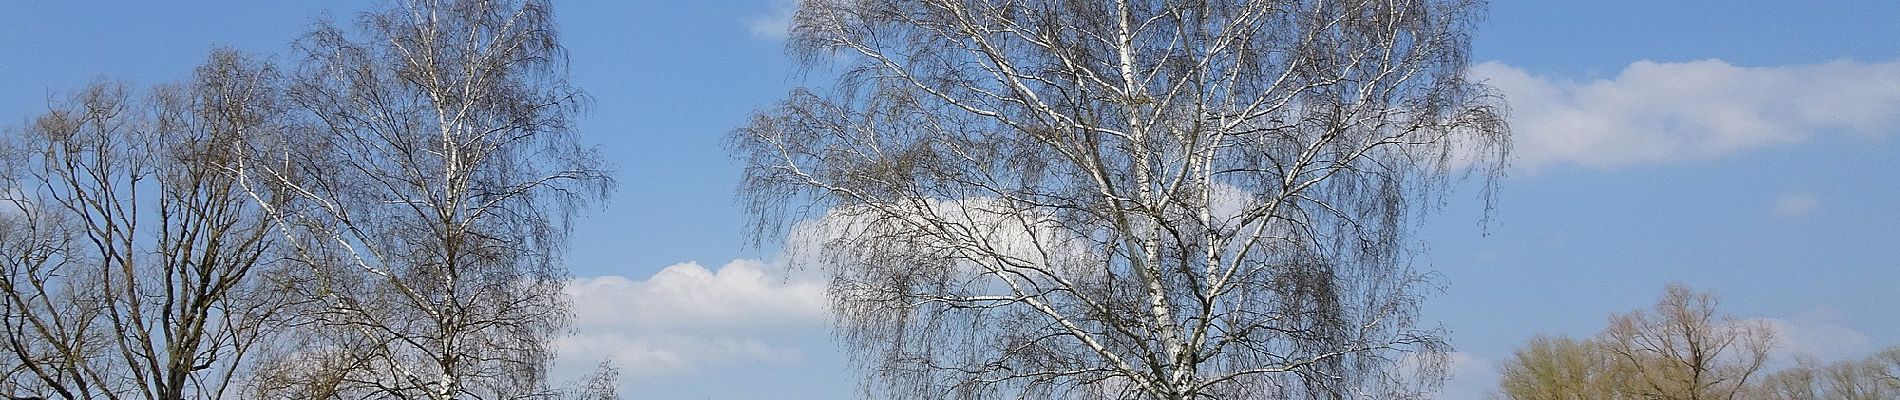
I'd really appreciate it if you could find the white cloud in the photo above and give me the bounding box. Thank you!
[1750,309,1874,366]
[0,187,31,219]
[555,333,805,378]
[1773,191,1822,218]
[567,260,827,333]
[748,0,801,40]
[1439,351,1498,400]
[1387,350,1495,399]
[1471,59,1900,169]
[554,260,829,380]
[782,198,1097,277]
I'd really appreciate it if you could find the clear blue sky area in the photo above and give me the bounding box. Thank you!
[4,2,1898,399]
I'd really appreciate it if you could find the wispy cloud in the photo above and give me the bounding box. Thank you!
[748,0,801,40]
[1750,308,1874,366]
[0,187,29,219]
[1774,191,1822,218]
[1472,59,1900,170]
[1439,352,1498,400]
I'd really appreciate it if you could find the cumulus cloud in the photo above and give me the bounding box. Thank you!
[554,260,829,379]
[1750,309,1874,366]
[567,260,826,333]
[1471,59,1900,169]
[555,333,805,378]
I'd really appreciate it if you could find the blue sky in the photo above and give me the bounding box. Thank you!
[4,2,1898,399]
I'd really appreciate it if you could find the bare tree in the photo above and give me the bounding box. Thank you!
[1494,285,1776,400]
[0,49,293,400]
[233,0,612,399]
[733,0,1507,399]
[1749,346,1900,400]
[1601,284,1774,400]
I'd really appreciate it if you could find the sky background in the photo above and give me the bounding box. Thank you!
[3,2,1899,399]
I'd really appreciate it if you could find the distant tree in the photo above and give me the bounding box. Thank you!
[231,0,613,398]
[1749,346,1900,400]
[1491,284,1775,400]
[733,0,1509,398]
[1602,284,1774,400]
[0,50,293,400]
[1492,336,1622,400]
[1751,360,1822,400]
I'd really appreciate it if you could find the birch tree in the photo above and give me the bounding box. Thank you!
[234,0,613,398]
[0,50,294,400]
[733,0,1508,398]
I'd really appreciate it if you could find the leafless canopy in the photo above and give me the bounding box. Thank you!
[1601,284,1774,400]
[734,0,1506,399]
[233,0,612,398]
[1751,346,1900,400]
[0,1,615,399]
[0,50,293,400]
[1491,284,1778,400]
